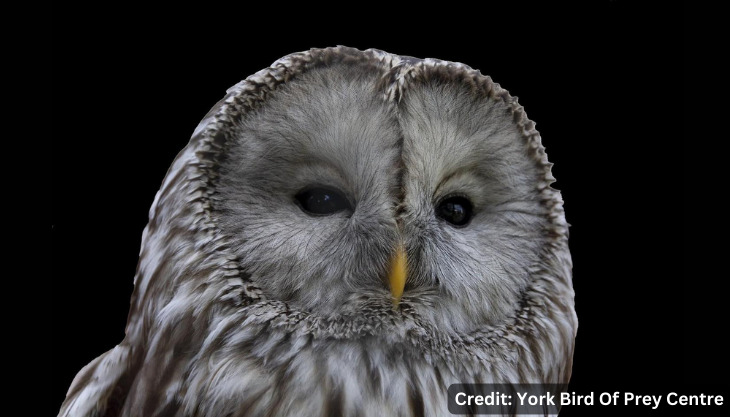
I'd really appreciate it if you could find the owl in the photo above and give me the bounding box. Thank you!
[59,47,576,417]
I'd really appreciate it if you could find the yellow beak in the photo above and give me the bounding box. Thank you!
[388,243,407,305]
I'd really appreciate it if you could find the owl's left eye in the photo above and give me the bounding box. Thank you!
[435,195,473,227]
[295,186,352,216]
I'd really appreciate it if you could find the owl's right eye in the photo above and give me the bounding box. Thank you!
[295,186,352,216]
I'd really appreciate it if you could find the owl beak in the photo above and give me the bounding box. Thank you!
[388,243,407,306]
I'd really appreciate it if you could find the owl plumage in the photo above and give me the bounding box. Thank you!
[59,47,576,417]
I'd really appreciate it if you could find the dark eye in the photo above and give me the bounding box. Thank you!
[295,186,352,216]
[435,196,473,227]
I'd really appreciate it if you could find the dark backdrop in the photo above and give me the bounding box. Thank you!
[53,3,705,416]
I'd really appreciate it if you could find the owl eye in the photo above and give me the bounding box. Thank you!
[435,196,473,227]
[295,186,352,216]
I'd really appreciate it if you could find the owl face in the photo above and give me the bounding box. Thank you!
[216,54,554,333]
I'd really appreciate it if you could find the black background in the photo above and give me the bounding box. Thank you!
[53,3,709,416]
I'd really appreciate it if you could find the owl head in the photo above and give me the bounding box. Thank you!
[214,48,568,334]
